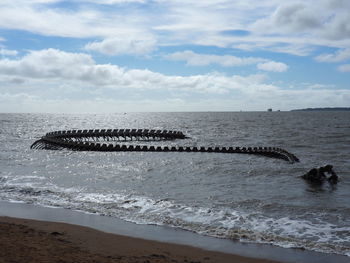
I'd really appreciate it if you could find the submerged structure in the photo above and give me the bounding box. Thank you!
[302,164,338,184]
[31,129,299,163]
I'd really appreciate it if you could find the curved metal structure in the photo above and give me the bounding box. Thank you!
[31,129,299,163]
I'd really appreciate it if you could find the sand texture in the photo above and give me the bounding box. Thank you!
[0,216,282,263]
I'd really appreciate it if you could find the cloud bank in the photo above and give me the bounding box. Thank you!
[0,48,348,112]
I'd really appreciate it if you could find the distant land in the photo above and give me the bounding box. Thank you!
[291,107,350,111]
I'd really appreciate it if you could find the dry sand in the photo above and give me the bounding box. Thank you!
[0,216,282,263]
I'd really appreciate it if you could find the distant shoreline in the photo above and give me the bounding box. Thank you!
[291,107,350,112]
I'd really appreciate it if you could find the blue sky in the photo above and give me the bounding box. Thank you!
[0,0,349,112]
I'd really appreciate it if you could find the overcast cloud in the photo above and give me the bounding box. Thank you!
[0,0,349,112]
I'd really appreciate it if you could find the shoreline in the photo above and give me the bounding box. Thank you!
[0,201,349,263]
[0,216,279,263]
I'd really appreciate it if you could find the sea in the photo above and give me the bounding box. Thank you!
[0,112,349,257]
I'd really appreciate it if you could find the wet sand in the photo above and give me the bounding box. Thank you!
[0,216,281,263]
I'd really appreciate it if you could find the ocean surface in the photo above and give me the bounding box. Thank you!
[0,112,349,257]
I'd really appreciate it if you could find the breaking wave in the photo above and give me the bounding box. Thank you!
[1,182,349,257]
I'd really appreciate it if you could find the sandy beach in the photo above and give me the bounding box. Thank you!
[0,216,282,263]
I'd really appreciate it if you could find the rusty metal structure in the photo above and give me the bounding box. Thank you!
[31,129,299,163]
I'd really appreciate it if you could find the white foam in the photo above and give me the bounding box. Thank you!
[1,183,349,257]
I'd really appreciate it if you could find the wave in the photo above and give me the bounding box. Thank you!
[0,182,349,257]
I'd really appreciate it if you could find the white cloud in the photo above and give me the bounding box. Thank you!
[157,1,350,55]
[0,48,348,112]
[0,48,270,94]
[0,0,349,57]
[233,43,313,57]
[0,48,18,56]
[82,0,146,4]
[165,50,267,67]
[165,51,289,73]
[0,1,150,39]
[337,64,350,72]
[8,0,62,4]
[85,34,157,56]
[0,48,95,79]
[257,61,288,72]
[315,48,350,62]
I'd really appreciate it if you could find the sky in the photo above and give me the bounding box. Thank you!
[0,0,349,113]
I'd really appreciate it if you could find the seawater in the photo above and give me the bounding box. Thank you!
[0,112,349,256]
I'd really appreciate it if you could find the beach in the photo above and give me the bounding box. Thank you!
[1,112,349,262]
[0,216,280,263]
[1,201,349,263]
[1,0,350,259]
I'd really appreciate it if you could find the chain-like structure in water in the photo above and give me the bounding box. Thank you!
[30,129,299,163]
